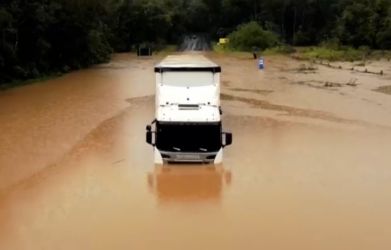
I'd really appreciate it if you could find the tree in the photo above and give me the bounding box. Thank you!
[228,21,279,51]
[0,7,17,82]
[377,12,391,49]
[2,0,391,85]
[336,0,377,47]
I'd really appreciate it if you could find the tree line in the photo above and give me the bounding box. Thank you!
[1,0,391,85]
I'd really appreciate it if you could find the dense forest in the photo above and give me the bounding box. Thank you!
[1,0,391,85]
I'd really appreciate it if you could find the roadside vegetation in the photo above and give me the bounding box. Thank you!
[227,22,279,51]
[296,47,364,62]
[1,0,391,87]
[294,46,391,62]
[263,46,296,56]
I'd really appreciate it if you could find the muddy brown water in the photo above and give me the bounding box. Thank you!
[1,53,391,250]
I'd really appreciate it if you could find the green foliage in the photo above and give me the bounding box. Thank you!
[0,0,116,85]
[376,15,391,49]
[300,47,364,62]
[228,22,279,51]
[293,30,313,46]
[213,42,232,53]
[85,30,112,64]
[320,38,341,50]
[2,0,391,86]
[264,45,296,55]
[336,0,391,49]
[336,1,376,47]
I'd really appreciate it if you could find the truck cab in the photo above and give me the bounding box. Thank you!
[146,55,232,164]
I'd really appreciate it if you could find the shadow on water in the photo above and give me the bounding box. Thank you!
[147,164,232,205]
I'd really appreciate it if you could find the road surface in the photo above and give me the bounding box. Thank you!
[1,52,391,250]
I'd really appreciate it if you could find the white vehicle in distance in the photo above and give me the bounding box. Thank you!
[146,55,232,164]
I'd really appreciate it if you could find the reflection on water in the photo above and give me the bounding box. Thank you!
[148,164,231,205]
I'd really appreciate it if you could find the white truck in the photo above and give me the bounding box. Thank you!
[146,55,232,164]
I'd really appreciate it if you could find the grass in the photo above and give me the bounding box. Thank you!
[369,50,391,61]
[295,47,365,62]
[213,40,391,63]
[213,43,297,59]
[214,43,297,59]
[295,47,391,62]
[212,43,254,59]
[263,45,296,55]
[213,43,232,53]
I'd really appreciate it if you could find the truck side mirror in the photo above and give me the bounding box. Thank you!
[146,131,153,145]
[222,132,233,147]
[146,125,152,132]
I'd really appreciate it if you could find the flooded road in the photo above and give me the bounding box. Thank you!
[1,52,391,250]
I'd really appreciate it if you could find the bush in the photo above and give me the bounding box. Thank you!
[264,45,296,55]
[300,46,364,61]
[320,38,341,50]
[85,29,112,65]
[376,20,391,49]
[228,21,279,51]
[293,30,312,46]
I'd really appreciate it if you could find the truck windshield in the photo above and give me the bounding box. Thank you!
[156,122,221,153]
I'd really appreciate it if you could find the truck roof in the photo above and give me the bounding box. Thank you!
[155,55,221,73]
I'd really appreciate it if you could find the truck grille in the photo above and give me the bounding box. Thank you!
[178,104,200,110]
[176,154,201,160]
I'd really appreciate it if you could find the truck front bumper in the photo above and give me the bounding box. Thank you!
[158,150,219,164]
